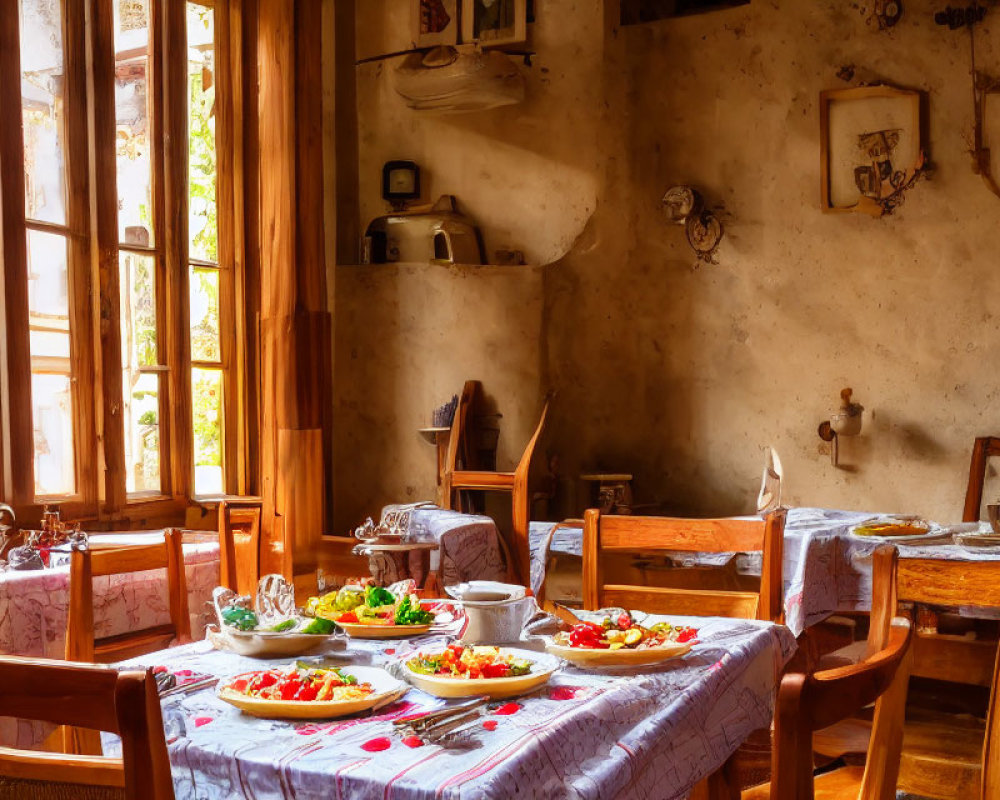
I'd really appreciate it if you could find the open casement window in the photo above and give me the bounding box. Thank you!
[0,0,253,520]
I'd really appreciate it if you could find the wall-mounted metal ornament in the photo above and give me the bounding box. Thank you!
[661,185,724,263]
[934,3,986,29]
[864,1,903,30]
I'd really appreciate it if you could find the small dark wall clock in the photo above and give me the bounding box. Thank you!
[382,160,421,208]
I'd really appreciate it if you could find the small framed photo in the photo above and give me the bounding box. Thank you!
[461,0,528,47]
[820,84,925,217]
[979,83,1000,198]
[412,0,459,48]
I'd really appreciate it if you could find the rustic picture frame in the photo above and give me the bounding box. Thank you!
[820,84,925,217]
[461,0,528,47]
[976,78,1000,199]
[412,0,460,49]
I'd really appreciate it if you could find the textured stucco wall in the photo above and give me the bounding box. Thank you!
[335,0,1000,528]
[332,264,544,532]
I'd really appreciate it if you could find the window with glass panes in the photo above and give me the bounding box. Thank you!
[1,0,247,516]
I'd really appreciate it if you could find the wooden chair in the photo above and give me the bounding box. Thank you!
[894,558,1000,799]
[442,382,550,587]
[65,528,191,664]
[218,498,263,596]
[743,616,913,800]
[581,508,787,621]
[963,436,1000,521]
[815,553,1000,799]
[0,656,174,799]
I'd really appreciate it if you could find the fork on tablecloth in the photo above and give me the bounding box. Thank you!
[392,696,489,744]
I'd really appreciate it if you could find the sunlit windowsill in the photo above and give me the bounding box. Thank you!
[126,491,172,504]
[190,494,263,507]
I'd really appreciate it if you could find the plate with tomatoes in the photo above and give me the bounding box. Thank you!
[546,612,698,668]
[311,585,437,639]
[218,663,405,719]
[403,645,558,699]
[331,617,434,639]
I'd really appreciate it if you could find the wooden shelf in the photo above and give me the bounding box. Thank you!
[337,262,539,272]
[418,426,450,445]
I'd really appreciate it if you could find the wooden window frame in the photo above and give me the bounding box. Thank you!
[0,0,255,526]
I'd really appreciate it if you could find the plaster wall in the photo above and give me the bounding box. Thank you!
[335,0,1000,527]
[332,264,544,532]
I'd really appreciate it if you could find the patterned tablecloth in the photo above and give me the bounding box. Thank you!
[0,532,219,748]
[529,508,1000,637]
[382,506,507,587]
[114,615,795,800]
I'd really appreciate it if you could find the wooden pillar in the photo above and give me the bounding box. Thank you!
[256,0,330,578]
[0,9,34,504]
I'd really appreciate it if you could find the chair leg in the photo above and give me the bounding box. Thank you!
[691,757,740,800]
[61,725,102,756]
[510,488,532,588]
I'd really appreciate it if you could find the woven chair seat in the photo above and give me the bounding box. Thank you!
[0,775,124,799]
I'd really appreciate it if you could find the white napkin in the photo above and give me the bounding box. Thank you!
[756,446,784,514]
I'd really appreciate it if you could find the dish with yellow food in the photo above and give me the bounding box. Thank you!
[851,515,933,538]
[404,645,557,699]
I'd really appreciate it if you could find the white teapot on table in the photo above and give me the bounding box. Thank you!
[445,581,538,645]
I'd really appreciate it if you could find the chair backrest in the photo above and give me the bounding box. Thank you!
[0,656,174,800]
[218,499,263,596]
[892,556,1000,800]
[770,616,913,800]
[444,380,481,476]
[513,395,550,482]
[581,507,786,621]
[66,528,191,664]
[963,436,1000,522]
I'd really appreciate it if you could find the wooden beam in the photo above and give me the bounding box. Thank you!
[240,0,261,500]
[0,6,35,503]
[161,0,193,503]
[65,2,98,512]
[89,0,126,512]
[256,0,329,577]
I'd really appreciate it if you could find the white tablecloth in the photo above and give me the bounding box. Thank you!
[115,615,795,799]
[383,505,508,587]
[0,532,219,748]
[529,508,1000,636]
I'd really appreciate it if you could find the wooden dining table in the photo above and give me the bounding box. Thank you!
[530,507,1000,635]
[109,614,795,799]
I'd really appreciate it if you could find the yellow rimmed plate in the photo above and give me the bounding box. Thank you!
[332,621,433,639]
[403,649,558,699]
[851,515,933,538]
[217,666,405,719]
[545,640,693,668]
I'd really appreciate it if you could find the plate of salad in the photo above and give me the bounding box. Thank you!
[403,645,557,698]
[546,612,698,668]
[218,663,404,719]
[307,584,436,638]
[210,592,340,658]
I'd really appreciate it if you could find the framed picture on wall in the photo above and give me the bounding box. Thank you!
[977,80,1000,199]
[820,84,925,217]
[461,0,528,47]
[412,0,460,48]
